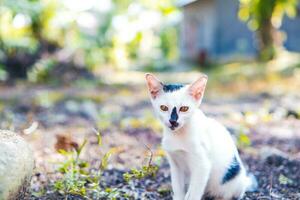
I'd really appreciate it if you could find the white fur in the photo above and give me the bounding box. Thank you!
[146,75,254,200]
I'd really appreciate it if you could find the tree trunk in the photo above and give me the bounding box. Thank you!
[257,18,277,61]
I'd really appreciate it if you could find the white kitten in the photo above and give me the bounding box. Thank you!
[145,74,257,200]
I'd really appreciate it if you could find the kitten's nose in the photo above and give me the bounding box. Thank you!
[169,120,178,127]
[169,107,179,128]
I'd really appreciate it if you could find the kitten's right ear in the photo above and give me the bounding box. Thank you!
[145,73,163,99]
[188,74,208,103]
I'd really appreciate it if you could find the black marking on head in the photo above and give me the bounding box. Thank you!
[163,84,184,93]
[222,156,241,184]
[170,107,178,122]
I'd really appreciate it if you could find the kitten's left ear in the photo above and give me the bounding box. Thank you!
[145,73,163,99]
[188,74,208,103]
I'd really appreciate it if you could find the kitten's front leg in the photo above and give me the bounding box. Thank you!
[166,153,185,200]
[185,153,211,200]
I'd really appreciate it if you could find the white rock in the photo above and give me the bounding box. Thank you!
[0,130,34,200]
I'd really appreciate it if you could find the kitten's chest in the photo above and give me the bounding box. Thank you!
[162,135,184,152]
[161,132,199,152]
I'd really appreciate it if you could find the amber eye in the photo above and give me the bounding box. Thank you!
[180,106,189,112]
[160,105,168,111]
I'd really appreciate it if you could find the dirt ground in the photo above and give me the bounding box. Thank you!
[0,78,299,200]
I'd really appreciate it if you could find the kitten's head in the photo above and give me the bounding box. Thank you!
[145,73,207,132]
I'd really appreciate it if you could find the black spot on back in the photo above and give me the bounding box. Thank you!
[222,156,241,184]
[162,84,184,92]
[204,195,216,200]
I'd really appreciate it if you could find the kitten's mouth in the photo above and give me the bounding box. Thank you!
[169,124,179,131]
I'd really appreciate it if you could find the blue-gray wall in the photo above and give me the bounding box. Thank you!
[215,0,256,58]
[181,0,300,60]
[281,15,300,52]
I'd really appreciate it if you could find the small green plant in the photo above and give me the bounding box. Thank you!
[278,174,293,185]
[123,144,159,182]
[54,139,88,196]
[123,164,158,182]
[53,129,116,199]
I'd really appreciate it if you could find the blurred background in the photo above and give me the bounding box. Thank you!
[0,0,300,199]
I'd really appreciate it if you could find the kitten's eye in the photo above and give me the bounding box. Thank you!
[180,106,189,112]
[160,105,168,111]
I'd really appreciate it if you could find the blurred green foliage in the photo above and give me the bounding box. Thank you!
[238,0,298,61]
[54,131,119,199]
[0,0,180,81]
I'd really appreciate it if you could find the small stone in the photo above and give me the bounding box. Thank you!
[0,130,34,200]
[80,101,98,120]
[65,100,80,114]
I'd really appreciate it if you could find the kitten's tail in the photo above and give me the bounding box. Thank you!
[245,173,258,192]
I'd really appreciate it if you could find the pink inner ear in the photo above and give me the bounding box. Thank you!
[149,83,161,98]
[191,88,203,101]
[150,88,160,98]
[189,76,207,101]
[145,74,162,99]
